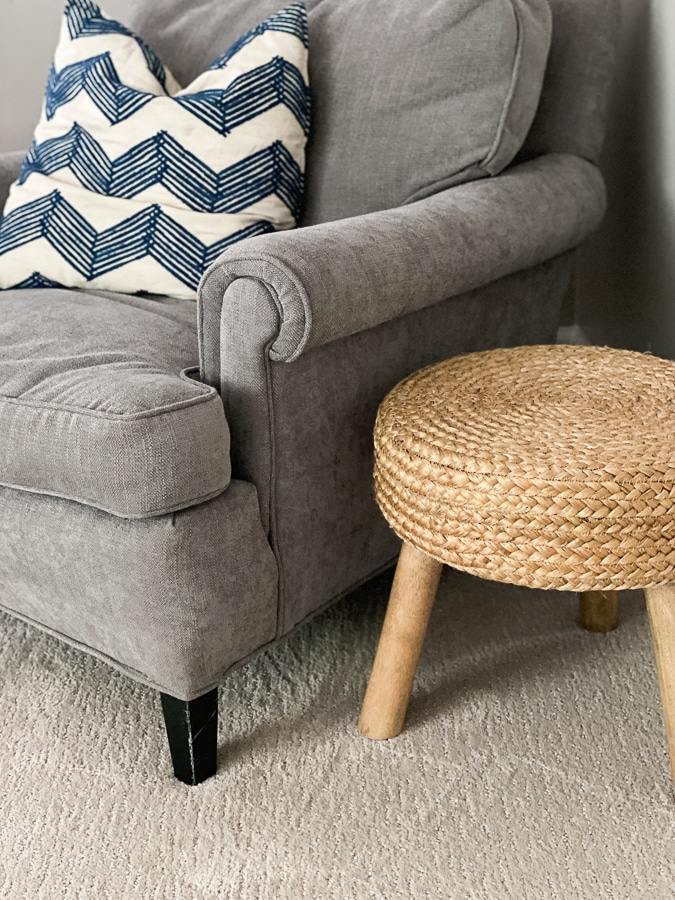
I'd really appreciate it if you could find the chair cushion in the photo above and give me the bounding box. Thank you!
[0,289,230,518]
[0,0,310,299]
[125,0,551,226]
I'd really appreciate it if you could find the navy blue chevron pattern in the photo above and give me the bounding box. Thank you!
[44,53,309,136]
[20,125,304,218]
[0,192,274,291]
[210,2,309,70]
[65,0,168,89]
[45,53,153,123]
[0,2,309,297]
[177,56,309,136]
[9,272,65,290]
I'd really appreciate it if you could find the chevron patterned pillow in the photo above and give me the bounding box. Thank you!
[0,0,309,299]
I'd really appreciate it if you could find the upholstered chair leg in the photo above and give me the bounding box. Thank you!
[578,591,619,633]
[645,585,675,784]
[160,688,218,785]
[359,541,443,740]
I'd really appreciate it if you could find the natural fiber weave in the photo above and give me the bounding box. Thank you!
[374,344,675,591]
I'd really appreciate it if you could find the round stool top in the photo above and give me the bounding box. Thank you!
[374,344,675,591]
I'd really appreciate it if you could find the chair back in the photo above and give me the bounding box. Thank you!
[126,0,618,225]
[517,0,619,164]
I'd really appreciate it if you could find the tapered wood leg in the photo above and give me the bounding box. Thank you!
[578,590,619,633]
[359,541,443,740]
[645,585,675,783]
[160,688,218,785]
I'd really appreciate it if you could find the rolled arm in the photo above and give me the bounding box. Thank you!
[0,151,24,210]
[198,152,606,375]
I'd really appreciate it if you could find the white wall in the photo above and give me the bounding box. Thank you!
[0,0,130,152]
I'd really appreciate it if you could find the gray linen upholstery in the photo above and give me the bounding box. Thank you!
[199,153,606,380]
[218,255,575,637]
[127,0,552,225]
[1,290,230,518]
[0,481,277,699]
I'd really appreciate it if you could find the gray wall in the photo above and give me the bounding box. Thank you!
[0,0,669,358]
[577,0,674,357]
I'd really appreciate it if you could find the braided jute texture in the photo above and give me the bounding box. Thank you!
[374,344,675,592]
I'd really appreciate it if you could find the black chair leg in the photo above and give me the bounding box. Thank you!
[160,687,218,785]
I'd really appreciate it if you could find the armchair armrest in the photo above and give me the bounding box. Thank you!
[198,152,605,379]
[0,151,24,210]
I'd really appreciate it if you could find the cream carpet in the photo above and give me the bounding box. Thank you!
[1,567,674,899]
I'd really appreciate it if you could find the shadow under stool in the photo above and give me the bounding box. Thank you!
[359,345,675,784]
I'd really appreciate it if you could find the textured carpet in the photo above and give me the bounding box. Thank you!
[1,567,674,899]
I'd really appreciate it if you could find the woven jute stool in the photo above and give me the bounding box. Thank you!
[358,344,675,782]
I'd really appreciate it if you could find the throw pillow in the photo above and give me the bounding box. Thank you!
[0,0,310,299]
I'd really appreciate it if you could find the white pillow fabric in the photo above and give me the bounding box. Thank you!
[0,0,310,299]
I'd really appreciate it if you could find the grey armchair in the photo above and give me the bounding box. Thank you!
[0,0,617,783]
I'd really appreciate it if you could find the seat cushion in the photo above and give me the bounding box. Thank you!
[0,289,230,518]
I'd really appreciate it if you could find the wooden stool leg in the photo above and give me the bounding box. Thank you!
[358,541,443,740]
[578,591,619,633]
[645,585,675,784]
